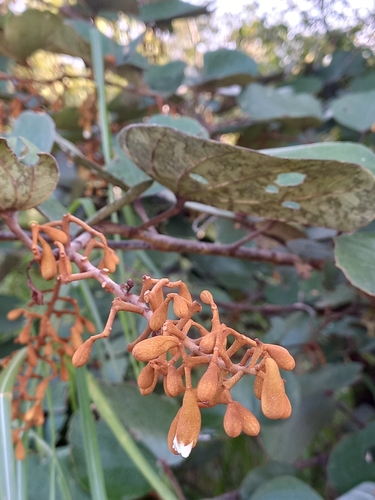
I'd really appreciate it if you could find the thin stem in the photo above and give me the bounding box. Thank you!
[1,211,33,250]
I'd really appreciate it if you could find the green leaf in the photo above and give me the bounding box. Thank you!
[315,50,365,82]
[2,10,91,64]
[350,72,375,92]
[10,111,56,153]
[328,421,375,495]
[240,462,296,500]
[197,48,258,89]
[0,137,59,211]
[238,83,323,126]
[330,89,375,133]
[145,61,186,96]
[69,412,152,500]
[336,482,375,500]
[261,142,375,176]
[118,124,375,231]
[95,380,182,465]
[261,363,362,463]
[250,476,323,500]
[82,0,139,14]
[335,232,375,295]
[284,76,323,94]
[139,0,208,24]
[148,114,209,138]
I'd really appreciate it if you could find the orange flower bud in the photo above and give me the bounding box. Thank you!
[99,246,119,274]
[40,225,69,245]
[6,308,25,320]
[223,402,242,438]
[279,393,292,419]
[169,293,189,318]
[261,358,289,420]
[27,345,39,368]
[132,336,179,362]
[138,363,156,390]
[200,290,214,305]
[235,402,260,436]
[39,236,57,280]
[167,409,181,455]
[165,365,184,397]
[199,330,217,354]
[16,322,31,344]
[35,378,50,400]
[172,389,201,458]
[197,362,220,404]
[72,338,94,367]
[177,283,192,303]
[149,300,170,331]
[15,438,26,460]
[264,344,295,371]
[253,369,265,400]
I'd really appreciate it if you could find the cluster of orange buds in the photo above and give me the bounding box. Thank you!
[73,276,295,459]
[5,281,96,459]
[30,214,119,281]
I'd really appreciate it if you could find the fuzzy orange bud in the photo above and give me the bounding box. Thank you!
[6,308,25,320]
[149,299,170,331]
[197,362,220,404]
[39,235,57,280]
[172,389,201,458]
[170,293,190,318]
[138,363,157,390]
[254,368,265,400]
[40,225,69,245]
[178,283,192,303]
[72,338,94,367]
[200,290,214,305]
[235,402,260,436]
[223,402,242,438]
[168,409,181,455]
[15,438,26,460]
[27,345,39,368]
[99,246,120,274]
[60,358,70,382]
[165,365,184,397]
[199,330,217,354]
[264,344,295,371]
[132,336,179,362]
[261,357,289,419]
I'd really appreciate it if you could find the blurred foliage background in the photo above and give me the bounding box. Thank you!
[2,0,375,499]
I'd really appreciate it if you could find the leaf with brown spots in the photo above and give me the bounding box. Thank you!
[0,138,59,211]
[118,124,375,231]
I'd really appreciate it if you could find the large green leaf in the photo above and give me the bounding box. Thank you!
[336,482,375,500]
[2,10,91,64]
[238,83,323,126]
[315,50,365,82]
[118,124,375,231]
[240,462,296,500]
[69,412,152,500]
[145,60,186,96]
[10,110,56,153]
[196,49,258,89]
[335,232,375,295]
[0,137,59,211]
[260,363,363,463]
[330,89,375,133]
[139,0,208,23]
[82,0,139,14]
[95,380,182,465]
[328,421,375,495]
[250,476,323,500]
[262,142,375,176]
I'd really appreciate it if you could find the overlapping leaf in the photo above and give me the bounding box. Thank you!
[0,138,59,211]
[118,125,375,231]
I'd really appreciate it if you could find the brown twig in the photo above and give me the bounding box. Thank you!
[0,211,33,250]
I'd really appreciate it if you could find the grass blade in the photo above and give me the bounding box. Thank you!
[75,367,108,500]
[0,347,27,500]
[87,373,178,500]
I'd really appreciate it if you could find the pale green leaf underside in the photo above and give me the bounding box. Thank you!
[0,138,59,211]
[335,232,375,296]
[118,125,375,231]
